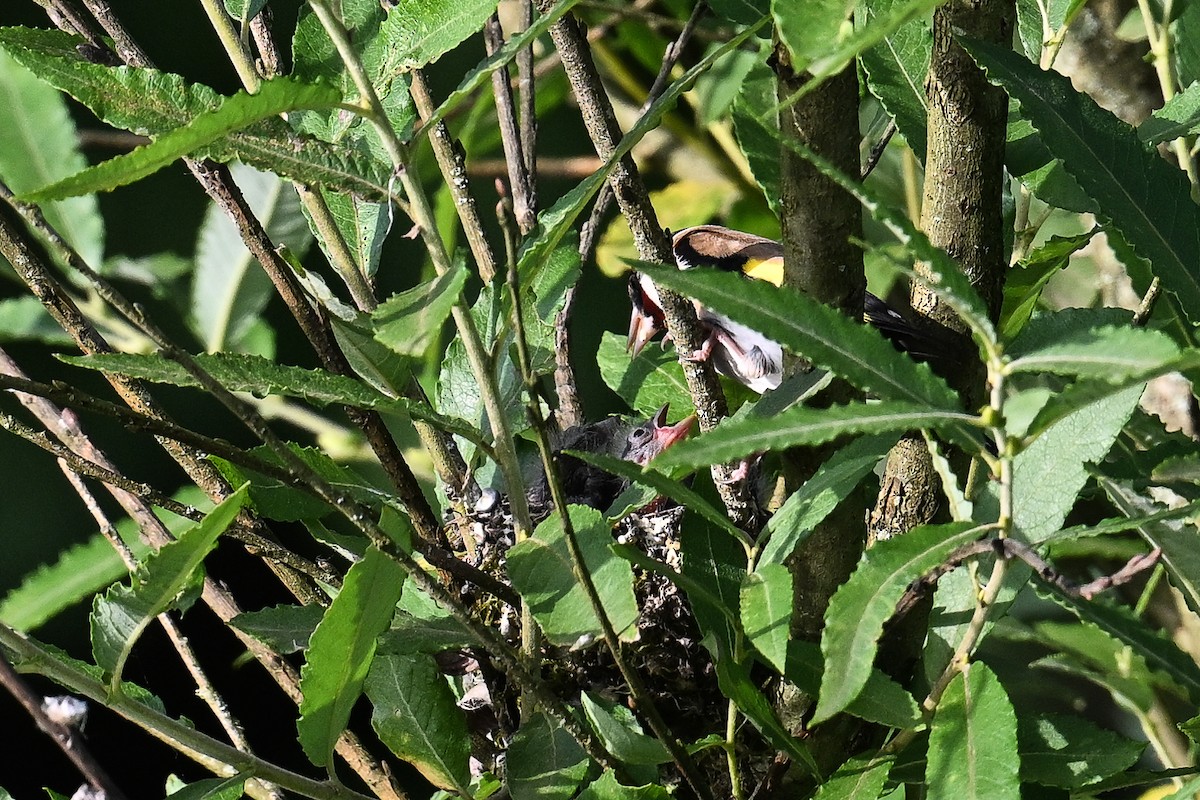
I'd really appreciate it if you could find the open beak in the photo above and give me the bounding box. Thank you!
[627,309,660,358]
[649,403,695,454]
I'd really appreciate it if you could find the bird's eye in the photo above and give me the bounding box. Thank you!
[628,428,651,445]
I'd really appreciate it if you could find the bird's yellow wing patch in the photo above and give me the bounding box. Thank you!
[743,256,784,287]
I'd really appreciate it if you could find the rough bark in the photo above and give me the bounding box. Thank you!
[775,63,866,645]
[869,0,1014,539]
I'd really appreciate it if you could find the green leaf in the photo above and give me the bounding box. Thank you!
[0,28,390,198]
[0,47,103,266]
[741,563,792,673]
[373,264,468,357]
[64,351,380,406]
[635,263,964,410]
[308,190,389,279]
[365,653,472,793]
[292,0,414,171]
[437,283,526,453]
[193,163,312,353]
[298,545,405,766]
[90,486,248,689]
[597,331,693,419]
[383,0,500,70]
[165,776,247,800]
[812,754,894,800]
[507,711,591,800]
[577,770,671,799]
[0,525,155,633]
[1138,81,1200,145]
[580,692,670,768]
[213,442,395,522]
[860,0,931,161]
[1007,383,1143,543]
[520,238,583,377]
[774,0,856,68]
[23,78,342,201]
[1096,476,1200,617]
[1006,309,1180,380]
[732,58,783,214]
[224,0,267,21]
[816,522,983,722]
[773,0,943,115]
[1028,621,1157,710]
[786,641,921,729]
[506,505,639,647]
[231,604,324,654]
[963,38,1200,323]
[1000,231,1096,340]
[61,350,484,445]
[653,401,978,470]
[713,633,821,775]
[0,297,73,345]
[1018,713,1143,788]
[1046,591,1200,704]
[758,433,897,566]
[1022,352,1200,443]
[926,663,1020,800]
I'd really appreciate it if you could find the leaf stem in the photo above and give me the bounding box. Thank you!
[196,0,263,91]
[1136,0,1200,189]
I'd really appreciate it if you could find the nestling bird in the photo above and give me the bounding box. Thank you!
[527,403,695,518]
[628,225,946,393]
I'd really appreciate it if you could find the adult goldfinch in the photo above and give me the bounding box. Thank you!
[627,225,942,393]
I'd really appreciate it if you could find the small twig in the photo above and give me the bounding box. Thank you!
[644,0,706,104]
[59,465,283,800]
[249,4,282,77]
[485,13,536,233]
[0,649,129,800]
[517,0,538,207]
[861,119,897,180]
[1133,276,1162,327]
[407,70,499,285]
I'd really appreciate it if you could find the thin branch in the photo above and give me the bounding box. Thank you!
[861,119,897,180]
[517,0,538,206]
[0,625,375,800]
[0,649,130,800]
[534,0,754,525]
[484,13,536,233]
[59,465,282,800]
[0,400,338,588]
[408,70,500,285]
[0,370,515,608]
